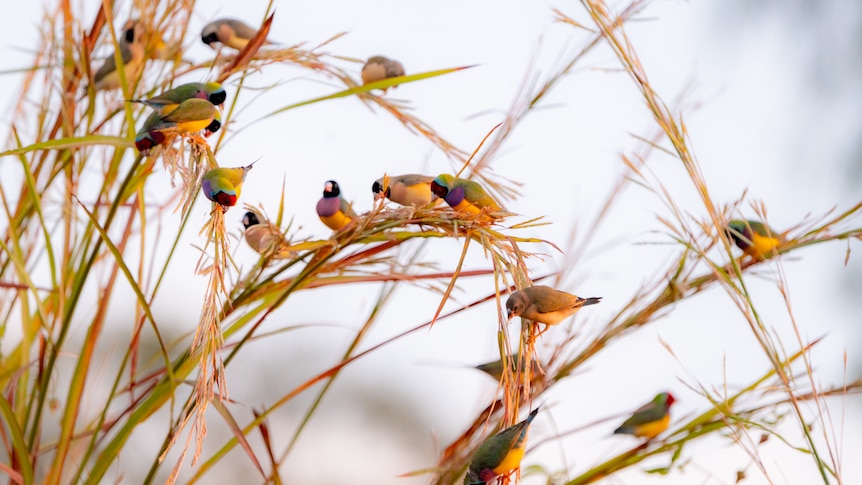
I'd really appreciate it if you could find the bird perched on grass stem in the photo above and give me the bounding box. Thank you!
[613,392,676,440]
[201,164,254,209]
[134,98,221,154]
[242,211,296,259]
[131,82,226,115]
[725,219,783,261]
[317,180,357,231]
[506,286,601,334]
[474,354,543,384]
[92,20,146,91]
[372,174,437,207]
[201,18,266,50]
[361,56,405,92]
[430,174,502,219]
[464,407,540,485]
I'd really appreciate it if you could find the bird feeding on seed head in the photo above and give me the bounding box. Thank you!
[371,173,437,207]
[201,163,254,209]
[505,285,601,325]
[316,180,357,231]
[201,18,267,51]
[361,56,405,92]
[430,174,502,217]
[134,98,221,154]
[725,219,783,261]
[464,407,540,485]
[613,392,676,440]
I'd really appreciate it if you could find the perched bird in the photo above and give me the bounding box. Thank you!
[372,174,437,207]
[201,18,264,50]
[201,164,254,209]
[506,286,601,325]
[242,211,296,259]
[316,180,357,231]
[361,56,405,92]
[464,407,540,485]
[131,82,227,114]
[474,354,542,383]
[93,20,146,91]
[134,98,221,153]
[614,392,676,440]
[430,174,502,217]
[725,219,783,260]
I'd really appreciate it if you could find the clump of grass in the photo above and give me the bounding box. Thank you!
[1,0,860,484]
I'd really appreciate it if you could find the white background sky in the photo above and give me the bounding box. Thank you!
[1,1,860,484]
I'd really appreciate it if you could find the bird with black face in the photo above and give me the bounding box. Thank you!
[242,211,296,259]
[316,180,357,231]
[201,18,266,50]
[725,219,783,261]
[134,98,222,154]
[92,20,146,91]
[131,82,227,115]
[430,174,502,219]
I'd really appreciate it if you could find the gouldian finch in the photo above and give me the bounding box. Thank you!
[474,354,542,383]
[725,219,783,260]
[506,286,601,325]
[614,392,676,440]
[201,164,254,209]
[316,180,357,231]
[131,82,227,114]
[242,211,296,259]
[93,20,146,91]
[201,18,265,50]
[372,174,437,207]
[464,407,540,485]
[430,174,502,217]
[134,98,221,153]
[361,56,405,92]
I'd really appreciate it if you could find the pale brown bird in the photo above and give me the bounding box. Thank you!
[242,211,297,259]
[361,55,405,92]
[506,286,601,326]
[371,174,437,207]
[201,18,265,50]
[93,20,146,91]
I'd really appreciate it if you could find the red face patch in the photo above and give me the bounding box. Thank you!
[215,192,237,207]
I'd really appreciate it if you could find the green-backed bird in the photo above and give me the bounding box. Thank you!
[201,164,254,209]
[464,407,540,485]
[725,219,783,260]
[474,354,542,383]
[135,98,221,153]
[614,392,676,440]
[361,56,405,92]
[317,180,357,231]
[131,82,226,114]
[506,286,601,325]
[242,211,296,259]
[93,20,146,91]
[372,174,437,207]
[430,174,502,218]
[201,18,265,50]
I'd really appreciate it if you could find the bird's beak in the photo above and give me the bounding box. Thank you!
[506,310,514,321]
[373,192,385,201]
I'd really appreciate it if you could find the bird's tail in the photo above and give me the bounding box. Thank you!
[580,297,602,307]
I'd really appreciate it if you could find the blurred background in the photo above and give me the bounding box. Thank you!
[1,0,860,483]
